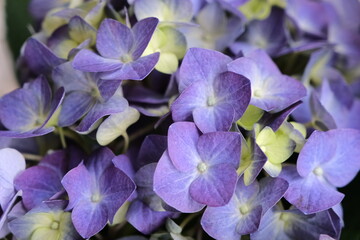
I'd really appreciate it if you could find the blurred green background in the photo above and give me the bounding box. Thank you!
[4,1,360,239]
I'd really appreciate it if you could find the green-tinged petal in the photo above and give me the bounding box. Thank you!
[69,17,97,46]
[269,0,286,8]
[69,0,85,8]
[239,0,272,21]
[155,52,179,74]
[144,26,186,74]
[263,161,282,177]
[9,205,77,240]
[42,9,71,36]
[52,39,78,59]
[160,27,187,59]
[111,201,131,225]
[289,122,306,152]
[31,228,60,240]
[96,107,140,146]
[238,138,252,175]
[237,105,264,130]
[84,1,106,28]
[256,124,295,165]
[45,107,61,128]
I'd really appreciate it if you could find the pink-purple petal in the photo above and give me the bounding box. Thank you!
[96,19,134,59]
[297,129,360,187]
[178,48,232,92]
[72,49,122,72]
[193,102,235,133]
[153,151,204,213]
[99,53,159,81]
[189,163,237,207]
[201,197,242,240]
[167,122,201,171]
[280,165,344,214]
[75,95,128,133]
[171,80,209,122]
[126,200,174,234]
[197,131,241,168]
[58,91,94,127]
[131,17,159,59]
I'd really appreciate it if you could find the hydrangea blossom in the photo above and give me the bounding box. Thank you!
[154,122,241,212]
[1,0,360,239]
[0,76,64,138]
[280,129,360,214]
[8,200,81,240]
[61,148,136,238]
[53,62,128,133]
[172,48,251,132]
[72,17,160,81]
[201,177,288,240]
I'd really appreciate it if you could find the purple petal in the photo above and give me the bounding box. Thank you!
[136,135,167,169]
[26,76,52,113]
[297,129,360,187]
[71,201,108,238]
[68,16,96,45]
[255,177,289,213]
[36,86,65,130]
[178,48,232,92]
[235,176,260,204]
[132,17,159,59]
[214,71,251,120]
[14,166,63,210]
[171,80,209,122]
[0,128,54,138]
[112,155,136,180]
[201,197,243,240]
[99,53,160,81]
[309,91,337,130]
[259,101,302,131]
[236,205,262,235]
[153,151,204,213]
[76,95,128,133]
[52,62,94,92]
[97,79,122,101]
[23,38,66,75]
[228,51,306,112]
[96,18,134,59]
[134,163,164,211]
[126,200,174,234]
[189,163,237,206]
[0,148,25,209]
[86,148,116,178]
[124,85,169,104]
[61,162,93,210]
[197,131,241,168]
[242,142,267,185]
[167,122,201,171]
[280,165,344,214]
[72,49,122,72]
[193,102,235,133]
[0,89,39,131]
[58,91,94,127]
[100,166,136,222]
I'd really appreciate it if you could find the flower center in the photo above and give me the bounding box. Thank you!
[50,221,59,230]
[253,89,263,98]
[91,193,102,203]
[197,162,208,173]
[313,167,324,176]
[120,54,132,63]
[207,95,216,106]
[239,204,250,215]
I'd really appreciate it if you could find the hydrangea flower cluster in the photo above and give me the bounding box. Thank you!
[1,0,360,239]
